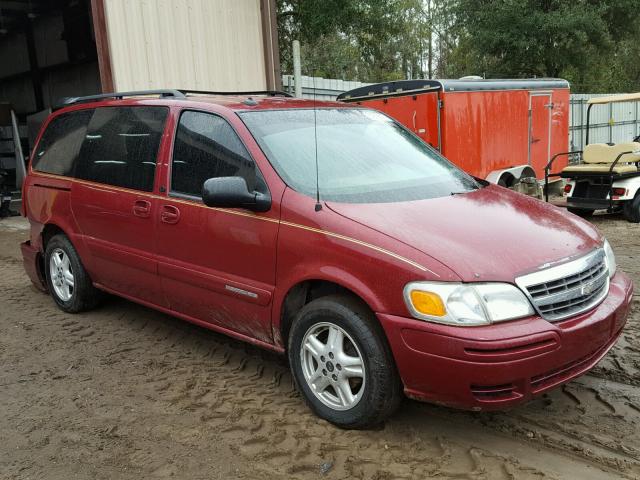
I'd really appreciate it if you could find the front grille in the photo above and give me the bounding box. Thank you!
[515,249,609,321]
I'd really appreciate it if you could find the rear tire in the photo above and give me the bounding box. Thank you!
[623,192,640,223]
[288,294,402,429]
[567,207,595,218]
[44,234,102,313]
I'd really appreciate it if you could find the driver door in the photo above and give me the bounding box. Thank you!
[155,110,278,343]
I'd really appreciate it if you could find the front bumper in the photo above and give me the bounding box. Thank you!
[378,272,633,410]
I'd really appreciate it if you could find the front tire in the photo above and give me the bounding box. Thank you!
[44,234,102,313]
[288,295,401,429]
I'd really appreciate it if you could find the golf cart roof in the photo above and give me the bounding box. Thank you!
[587,92,640,105]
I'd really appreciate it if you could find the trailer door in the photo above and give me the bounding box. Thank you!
[528,92,553,176]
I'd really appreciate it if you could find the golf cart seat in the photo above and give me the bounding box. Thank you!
[562,142,640,175]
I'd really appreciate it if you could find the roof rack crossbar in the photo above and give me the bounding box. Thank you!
[56,89,186,109]
[178,89,293,98]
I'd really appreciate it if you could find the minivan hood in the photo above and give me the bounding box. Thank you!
[326,185,602,282]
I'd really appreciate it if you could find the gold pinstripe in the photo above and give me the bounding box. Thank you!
[279,221,433,274]
[31,171,433,274]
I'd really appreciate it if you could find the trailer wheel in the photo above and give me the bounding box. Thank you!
[567,207,595,218]
[623,192,640,223]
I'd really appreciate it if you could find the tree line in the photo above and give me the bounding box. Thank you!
[277,0,640,92]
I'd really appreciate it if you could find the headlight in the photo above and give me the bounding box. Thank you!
[404,282,534,326]
[603,239,616,279]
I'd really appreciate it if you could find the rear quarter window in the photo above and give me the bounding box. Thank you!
[32,109,93,176]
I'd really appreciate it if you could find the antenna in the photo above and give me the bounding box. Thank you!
[312,74,322,211]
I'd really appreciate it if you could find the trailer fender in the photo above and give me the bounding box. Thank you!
[486,165,541,198]
[485,165,537,187]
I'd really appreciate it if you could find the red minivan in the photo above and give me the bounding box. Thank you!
[21,90,633,428]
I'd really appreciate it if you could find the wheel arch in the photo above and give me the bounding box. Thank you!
[42,223,67,249]
[38,222,92,284]
[34,223,68,282]
[275,278,379,351]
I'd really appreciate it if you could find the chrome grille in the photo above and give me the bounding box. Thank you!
[515,249,609,321]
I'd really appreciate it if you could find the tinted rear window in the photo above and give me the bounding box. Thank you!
[75,107,168,191]
[33,110,93,176]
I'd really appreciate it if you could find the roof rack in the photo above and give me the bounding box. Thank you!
[178,89,293,98]
[54,89,186,109]
[53,88,294,110]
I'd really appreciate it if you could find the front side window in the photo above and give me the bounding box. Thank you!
[75,106,168,191]
[32,109,93,176]
[240,108,479,203]
[171,111,257,197]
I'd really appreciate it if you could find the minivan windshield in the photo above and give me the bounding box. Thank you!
[240,108,479,203]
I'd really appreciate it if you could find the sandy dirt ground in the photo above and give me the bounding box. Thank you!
[0,213,638,480]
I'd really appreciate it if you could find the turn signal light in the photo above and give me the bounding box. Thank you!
[563,184,572,193]
[612,187,627,197]
[409,290,446,317]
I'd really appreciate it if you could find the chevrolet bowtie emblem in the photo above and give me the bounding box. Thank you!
[581,282,596,296]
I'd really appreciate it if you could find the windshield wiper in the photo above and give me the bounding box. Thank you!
[451,182,482,195]
[450,190,472,196]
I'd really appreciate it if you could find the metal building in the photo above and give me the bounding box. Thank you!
[0,0,280,211]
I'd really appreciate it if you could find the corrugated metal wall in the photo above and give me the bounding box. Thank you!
[570,94,640,150]
[282,75,372,100]
[104,0,268,91]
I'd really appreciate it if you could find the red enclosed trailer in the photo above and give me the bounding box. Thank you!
[337,78,570,194]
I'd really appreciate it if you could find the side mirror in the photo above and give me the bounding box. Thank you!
[202,176,271,212]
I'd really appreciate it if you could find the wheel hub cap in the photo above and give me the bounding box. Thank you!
[49,248,74,302]
[300,322,366,411]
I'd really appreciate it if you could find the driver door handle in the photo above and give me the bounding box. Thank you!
[161,204,181,224]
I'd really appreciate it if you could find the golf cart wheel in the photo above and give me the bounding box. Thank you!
[623,192,640,223]
[567,207,595,218]
[288,294,401,429]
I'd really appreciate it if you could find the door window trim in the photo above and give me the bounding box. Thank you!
[167,108,269,203]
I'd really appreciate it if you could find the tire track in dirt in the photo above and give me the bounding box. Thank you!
[469,377,640,475]
[1,216,638,479]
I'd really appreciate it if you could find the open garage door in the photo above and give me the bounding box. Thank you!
[0,0,100,214]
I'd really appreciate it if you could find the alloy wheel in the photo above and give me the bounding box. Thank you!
[300,322,366,411]
[49,248,74,301]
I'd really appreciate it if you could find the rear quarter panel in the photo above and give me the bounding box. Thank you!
[23,173,94,272]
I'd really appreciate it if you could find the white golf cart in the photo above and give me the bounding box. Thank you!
[545,93,640,222]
